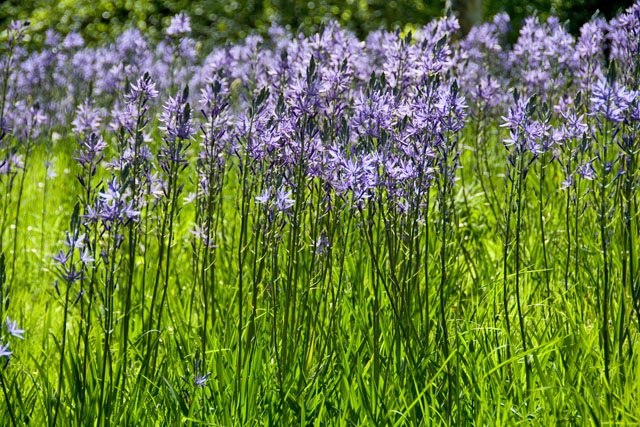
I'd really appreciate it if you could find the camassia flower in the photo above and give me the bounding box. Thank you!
[193,373,210,388]
[590,78,637,123]
[160,88,196,142]
[256,187,296,214]
[4,317,24,340]
[0,341,11,360]
[166,13,191,36]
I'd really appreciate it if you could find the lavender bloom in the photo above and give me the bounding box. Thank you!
[166,13,191,36]
[79,248,95,265]
[590,78,637,123]
[178,38,198,61]
[255,188,271,205]
[501,96,530,130]
[52,249,71,266]
[45,29,60,46]
[608,3,640,71]
[74,133,107,168]
[0,341,11,360]
[189,224,217,249]
[9,101,47,140]
[72,102,103,134]
[352,89,396,139]
[98,178,140,225]
[508,16,575,95]
[100,178,122,203]
[4,317,24,340]
[63,232,86,249]
[110,73,158,138]
[560,174,573,190]
[194,372,210,388]
[493,12,511,34]
[81,204,101,225]
[62,264,86,283]
[501,95,550,156]
[574,20,606,61]
[160,89,196,142]
[255,184,299,226]
[63,32,84,50]
[110,102,137,133]
[256,187,295,213]
[577,160,597,180]
[126,73,159,104]
[434,83,468,133]
[275,188,295,212]
[7,20,29,45]
[631,101,640,122]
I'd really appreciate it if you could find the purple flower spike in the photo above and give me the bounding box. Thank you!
[126,74,159,103]
[166,13,191,36]
[590,78,636,123]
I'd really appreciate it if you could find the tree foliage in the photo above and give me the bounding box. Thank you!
[0,0,633,48]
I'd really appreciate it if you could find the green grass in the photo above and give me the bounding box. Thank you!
[0,118,639,426]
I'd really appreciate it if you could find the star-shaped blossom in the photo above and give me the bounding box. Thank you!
[5,317,24,340]
[0,341,11,360]
[194,372,211,388]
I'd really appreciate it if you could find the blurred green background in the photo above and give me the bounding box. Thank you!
[0,0,634,47]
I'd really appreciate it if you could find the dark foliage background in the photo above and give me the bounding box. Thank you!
[0,0,634,48]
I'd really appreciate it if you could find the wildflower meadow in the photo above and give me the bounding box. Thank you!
[1,4,640,425]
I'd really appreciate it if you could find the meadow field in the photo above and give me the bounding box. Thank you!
[1,4,640,425]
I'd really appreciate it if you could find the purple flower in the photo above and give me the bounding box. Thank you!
[434,83,468,133]
[166,13,191,36]
[160,91,196,142]
[501,95,551,156]
[256,187,295,213]
[631,101,640,122]
[63,232,86,249]
[189,224,217,248]
[126,73,159,104]
[63,32,84,49]
[99,179,123,203]
[0,341,11,360]
[576,161,596,181]
[62,264,86,283]
[79,248,95,265]
[194,372,210,388]
[275,188,295,212]
[608,3,640,66]
[72,102,103,134]
[7,20,29,45]
[10,102,47,140]
[5,317,24,340]
[81,204,101,225]
[501,96,529,130]
[493,12,510,34]
[352,89,396,139]
[560,174,573,190]
[52,249,71,266]
[97,179,140,224]
[255,188,271,205]
[74,133,107,168]
[45,29,60,46]
[590,78,637,123]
